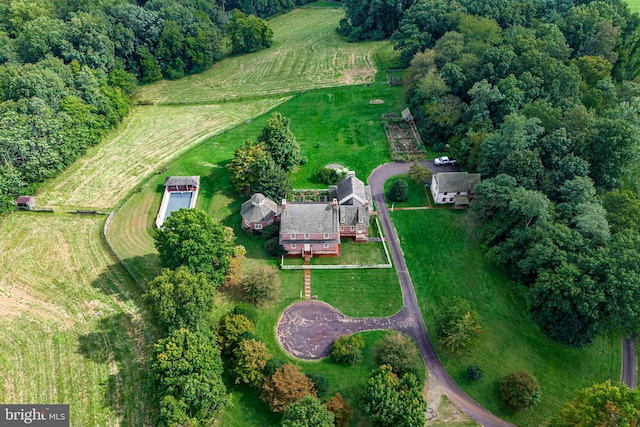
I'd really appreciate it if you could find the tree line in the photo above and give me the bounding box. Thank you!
[0,0,298,212]
[341,0,640,346]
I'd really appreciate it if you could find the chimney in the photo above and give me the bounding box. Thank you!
[332,198,338,210]
[281,199,286,211]
[347,170,355,177]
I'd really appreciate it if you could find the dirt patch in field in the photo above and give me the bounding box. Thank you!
[339,67,377,85]
[425,374,478,425]
[370,99,384,104]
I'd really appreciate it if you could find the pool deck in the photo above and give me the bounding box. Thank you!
[155,187,199,228]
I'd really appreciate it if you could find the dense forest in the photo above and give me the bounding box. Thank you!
[341,0,640,346]
[0,0,312,211]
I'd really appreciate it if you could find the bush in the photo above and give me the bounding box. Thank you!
[299,156,308,165]
[306,372,329,398]
[266,237,287,257]
[264,357,287,377]
[234,303,258,324]
[331,334,365,364]
[389,179,409,202]
[466,365,484,382]
[500,371,541,410]
[262,223,280,239]
[375,331,421,379]
[318,167,340,184]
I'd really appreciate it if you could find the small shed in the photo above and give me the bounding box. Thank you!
[402,108,414,123]
[16,196,35,210]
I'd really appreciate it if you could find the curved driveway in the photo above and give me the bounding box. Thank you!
[368,162,514,427]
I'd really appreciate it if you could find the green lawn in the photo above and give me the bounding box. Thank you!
[384,174,431,208]
[626,0,640,12]
[392,208,621,426]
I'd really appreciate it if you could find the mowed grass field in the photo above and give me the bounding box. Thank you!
[393,208,620,426]
[136,8,385,104]
[38,99,289,210]
[0,213,156,426]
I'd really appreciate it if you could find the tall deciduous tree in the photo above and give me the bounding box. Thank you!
[227,10,273,54]
[151,328,227,425]
[361,365,426,427]
[232,338,272,388]
[143,266,216,332]
[258,112,301,173]
[375,331,422,379]
[281,395,335,427]
[261,364,315,412]
[436,297,484,355]
[154,208,234,287]
[241,264,280,306]
[215,313,255,354]
[551,380,640,427]
[325,393,353,427]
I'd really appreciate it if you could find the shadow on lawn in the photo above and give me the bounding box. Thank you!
[77,312,155,427]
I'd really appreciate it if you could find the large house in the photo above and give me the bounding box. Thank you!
[430,172,481,206]
[241,172,372,257]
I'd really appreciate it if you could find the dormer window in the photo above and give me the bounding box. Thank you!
[324,233,329,239]
[304,233,310,239]
[290,233,296,239]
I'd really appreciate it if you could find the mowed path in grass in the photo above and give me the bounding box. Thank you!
[0,213,154,426]
[136,8,382,104]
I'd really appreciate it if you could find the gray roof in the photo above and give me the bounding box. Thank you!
[435,172,481,193]
[280,203,339,235]
[241,193,278,223]
[336,174,368,205]
[339,205,369,227]
[164,176,200,187]
[402,108,414,121]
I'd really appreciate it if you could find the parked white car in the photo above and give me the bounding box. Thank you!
[434,156,456,166]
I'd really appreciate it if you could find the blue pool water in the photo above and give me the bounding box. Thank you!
[163,192,193,223]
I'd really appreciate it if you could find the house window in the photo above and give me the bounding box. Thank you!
[291,244,296,249]
[457,192,460,195]
[290,234,296,239]
[304,233,310,239]
[323,243,329,248]
[340,226,344,231]
[324,233,329,239]
[350,226,355,231]
[449,197,454,202]
[443,192,448,195]
[254,223,263,229]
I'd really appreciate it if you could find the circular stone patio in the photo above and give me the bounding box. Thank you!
[276,301,414,360]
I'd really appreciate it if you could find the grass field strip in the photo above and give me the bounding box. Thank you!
[38,99,289,209]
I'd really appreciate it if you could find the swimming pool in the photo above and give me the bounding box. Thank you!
[156,190,198,227]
